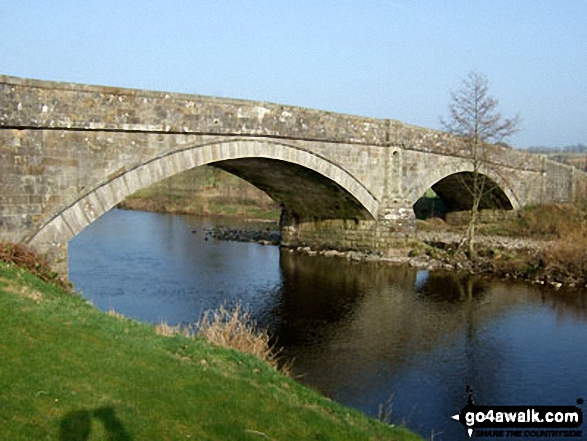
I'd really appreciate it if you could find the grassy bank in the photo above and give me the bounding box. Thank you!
[0,261,421,440]
[118,193,281,221]
[118,165,281,221]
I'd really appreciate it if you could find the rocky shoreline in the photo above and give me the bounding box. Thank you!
[208,224,585,290]
[202,225,281,246]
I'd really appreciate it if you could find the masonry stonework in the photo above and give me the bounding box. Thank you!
[1,75,585,275]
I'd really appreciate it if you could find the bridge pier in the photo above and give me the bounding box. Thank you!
[280,205,417,253]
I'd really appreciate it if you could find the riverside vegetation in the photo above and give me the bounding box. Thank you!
[413,201,587,288]
[0,251,422,440]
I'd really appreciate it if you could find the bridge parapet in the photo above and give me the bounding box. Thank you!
[1,75,391,146]
[0,75,561,175]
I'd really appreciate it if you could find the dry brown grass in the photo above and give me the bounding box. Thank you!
[526,203,587,282]
[542,226,587,281]
[154,320,192,338]
[483,203,587,284]
[513,203,586,239]
[152,305,291,374]
[416,217,450,232]
[196,304,289,374]
[106,309,127,320]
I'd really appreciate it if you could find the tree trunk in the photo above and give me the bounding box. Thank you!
[467,198,479,260]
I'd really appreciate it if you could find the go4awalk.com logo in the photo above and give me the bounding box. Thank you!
[452,388,583,438]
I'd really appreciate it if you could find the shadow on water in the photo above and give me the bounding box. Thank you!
[59,407,132,441]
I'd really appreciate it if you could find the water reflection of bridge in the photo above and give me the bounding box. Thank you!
[277,252,587,364]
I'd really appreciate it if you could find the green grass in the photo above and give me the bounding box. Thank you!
[0,262,421,440]
[118,165,282,221]
[207,200,281,220]
[120,194,281,220]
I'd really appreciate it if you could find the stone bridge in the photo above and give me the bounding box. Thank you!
[1,75,585,275]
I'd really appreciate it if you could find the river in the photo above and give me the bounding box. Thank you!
[69,209,587,440]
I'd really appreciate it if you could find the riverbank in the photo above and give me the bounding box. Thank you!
[208,203,587,290]
[0,260,421,440]
[287,213,586,289]
[415,204,586,288]
[283,231,560,284]
[117,165,281,221]
[118,195,281,221]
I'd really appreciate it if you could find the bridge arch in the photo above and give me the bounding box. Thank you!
[409,161,520,214]
[27,139,379,250]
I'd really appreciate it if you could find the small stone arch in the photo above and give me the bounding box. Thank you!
[409,161,520,214]
[27,139,379,250]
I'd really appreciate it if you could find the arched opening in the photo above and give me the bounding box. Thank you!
[117,157,373,233]
[431,171,514,212]
[412,171,514,221]
[114,158,374,245]
[64,155,376,326]
[412,189,448,220]
[212,158,373,221]
[27,139,378,275]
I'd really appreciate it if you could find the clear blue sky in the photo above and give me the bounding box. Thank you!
[1,0,585,148]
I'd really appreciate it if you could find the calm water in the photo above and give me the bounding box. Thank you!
[69,209,587,440]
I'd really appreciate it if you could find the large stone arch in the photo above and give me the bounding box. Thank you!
[408,159,520,212]
[27,139,379,254]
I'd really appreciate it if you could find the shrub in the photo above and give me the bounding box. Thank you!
[541,226,587,282]
[152,304,291,374]
[514,203,586,239]
[0,242,69,289]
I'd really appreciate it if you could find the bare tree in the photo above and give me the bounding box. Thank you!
[440,71,520,259]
